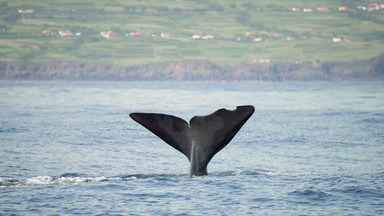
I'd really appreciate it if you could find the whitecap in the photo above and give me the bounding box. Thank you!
[26,176,54,185]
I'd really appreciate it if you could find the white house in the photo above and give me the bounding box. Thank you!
[100,31,118,38]
[332,37,341,43]
[161,33,170,38]
[59,30,72,36]
[303,8,313,12]
[192,34,203,39]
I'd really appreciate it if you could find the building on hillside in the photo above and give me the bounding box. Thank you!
[290,7,301,12]
[42,29,52,34]
[303,8,314,12]
[332,37,342,43]
[126,32,141,36]
[192,34,220,40]
[161,33,170,38]
[192,34,203,39]
[317,6,328,11]
[270,33,279,38]
[368,3,384,10]
[357,5,367,10]
[59,30,72,36]
[203,35,214,39]
[18,9,34,14]
[100,31,118,38]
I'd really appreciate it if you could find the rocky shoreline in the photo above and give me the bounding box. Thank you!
[1,54,383,81]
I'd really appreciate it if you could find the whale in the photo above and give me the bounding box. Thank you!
[129,105,255,177]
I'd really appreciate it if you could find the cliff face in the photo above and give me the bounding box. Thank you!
[1,54,384,81]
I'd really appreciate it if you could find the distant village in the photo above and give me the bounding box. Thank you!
[289,3,384,12]
[38,29,350,45]
[19,3,383,45]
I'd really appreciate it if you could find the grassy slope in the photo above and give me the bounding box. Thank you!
[1,0,384,67]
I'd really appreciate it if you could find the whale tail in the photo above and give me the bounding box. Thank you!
[129,105,255,177]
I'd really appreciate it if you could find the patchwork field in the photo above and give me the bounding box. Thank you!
[1,0,384,67]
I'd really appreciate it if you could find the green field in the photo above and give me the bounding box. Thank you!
[1,0,384,66]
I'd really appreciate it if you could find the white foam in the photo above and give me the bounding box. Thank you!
[26,176,54,185]
[0,175,145,188]
[122,176,137,180]
[259,171,298,176]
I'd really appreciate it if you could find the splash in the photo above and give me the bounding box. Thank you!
[0,170,294,188]
[0,176,135,188]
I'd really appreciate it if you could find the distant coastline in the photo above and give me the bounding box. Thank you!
[1,54,383,81]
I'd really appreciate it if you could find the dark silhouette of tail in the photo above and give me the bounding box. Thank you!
[130,105,254,177]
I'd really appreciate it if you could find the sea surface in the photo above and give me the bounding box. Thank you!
[0,81,383,215]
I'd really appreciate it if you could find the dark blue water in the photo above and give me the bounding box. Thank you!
[1,81,383,215]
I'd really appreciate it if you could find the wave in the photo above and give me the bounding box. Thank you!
[0,170,293,188]
[333,185,384,199]
[209,170,297,177]
[289,188,334,202]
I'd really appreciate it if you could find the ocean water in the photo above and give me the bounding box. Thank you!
[0,81,383,216]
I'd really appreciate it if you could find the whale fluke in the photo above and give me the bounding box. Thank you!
[129,105,254,177]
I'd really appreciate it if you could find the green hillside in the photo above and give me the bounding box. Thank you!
[1,0,384,67]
